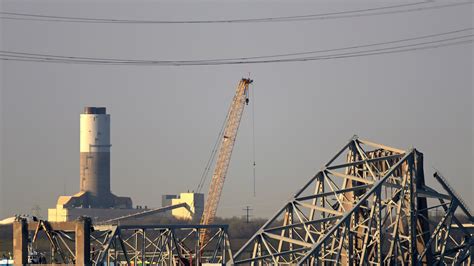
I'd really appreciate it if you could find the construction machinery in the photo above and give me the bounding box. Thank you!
[199,78,253,244]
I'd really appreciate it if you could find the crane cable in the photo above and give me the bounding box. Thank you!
[251,82,256,197]
[196,98,233,193]
[196,82,256,195]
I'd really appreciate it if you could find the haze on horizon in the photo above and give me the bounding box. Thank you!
[0,0,472,219]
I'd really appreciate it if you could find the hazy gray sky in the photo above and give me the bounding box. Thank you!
[0,0,472,219]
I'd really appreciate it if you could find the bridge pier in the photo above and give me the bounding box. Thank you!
[13,218,28,265]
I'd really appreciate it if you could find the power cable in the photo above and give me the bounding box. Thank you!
[0,2,430,23]
[0,24,472,66]
[1,40,471,65]
[0,34,471,65]
[0,1,471,24]
[1,28,471,63]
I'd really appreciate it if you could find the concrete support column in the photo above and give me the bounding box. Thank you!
[75,217,91,265]
[13,218,28,265]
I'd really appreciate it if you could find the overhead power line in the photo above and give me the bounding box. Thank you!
[0,39,471,66]
[2,28,471,63]
[0,29,472,66]
[0,1,472,24]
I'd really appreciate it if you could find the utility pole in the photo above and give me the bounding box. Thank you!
[243,206,253,223]
[31,205,42,219]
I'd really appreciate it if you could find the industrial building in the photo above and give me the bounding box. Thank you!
[162,192,204,220]
[48,107,200,222]
[48,107,138,222]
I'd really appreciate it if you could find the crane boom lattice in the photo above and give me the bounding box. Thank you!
[200,78,253,244]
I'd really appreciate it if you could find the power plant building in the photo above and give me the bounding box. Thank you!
[49,107,136,222]
[48,107,203,222]
[162,192,204,220]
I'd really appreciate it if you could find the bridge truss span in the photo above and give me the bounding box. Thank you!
[233,136,473,265]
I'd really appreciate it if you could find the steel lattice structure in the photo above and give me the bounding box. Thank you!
[16,220,233,265]
[12,136,472,265]
[91,224,232,265]
[233,136,473,265]
[201,78,253,244]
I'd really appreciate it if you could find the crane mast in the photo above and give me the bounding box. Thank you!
[200,78,253,243]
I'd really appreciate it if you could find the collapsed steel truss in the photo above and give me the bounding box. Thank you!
[233,136,473,265]
[29,220,77,264]
[91,224,233,265]
[14,137,473,265]
[22,222,232,265]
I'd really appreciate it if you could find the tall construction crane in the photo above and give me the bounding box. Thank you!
[200,78,253,244]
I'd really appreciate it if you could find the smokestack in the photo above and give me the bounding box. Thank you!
[80,107,112,207]
[48,107,132,221]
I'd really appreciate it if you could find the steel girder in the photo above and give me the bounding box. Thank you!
[91,224,232,265]
[29,220,77,264]
[233,136,473,265]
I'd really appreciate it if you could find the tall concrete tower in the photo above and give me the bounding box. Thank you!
[75,107,132,208]
[80,107,113,207]
[48,107,135,221]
